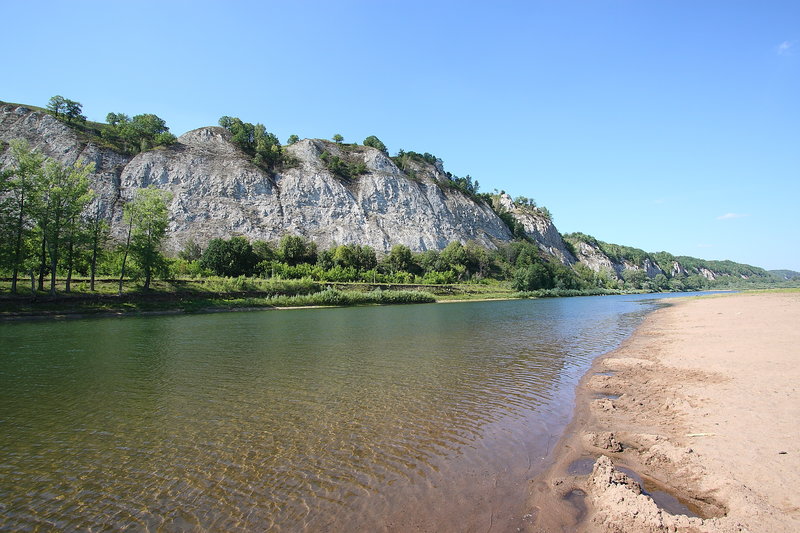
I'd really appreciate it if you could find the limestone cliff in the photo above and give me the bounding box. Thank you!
[0,102,772,284]
[496,193,576,265]
[567,238,667,280]
[0,104,512,254]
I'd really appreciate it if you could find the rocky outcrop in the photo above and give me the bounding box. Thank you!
[568,239,668,280]
[497,193,576,265]
[0,103,771,283]
[572,241,623,278]
[0,104,130,218]
[117,129,514,253]
[1,105,513,254]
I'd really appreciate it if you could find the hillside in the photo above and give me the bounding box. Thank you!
[0,99,786,290]
[563,232,775,289]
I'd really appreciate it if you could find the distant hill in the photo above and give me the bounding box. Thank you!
[769,270,800,281]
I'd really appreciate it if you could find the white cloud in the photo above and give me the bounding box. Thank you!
[716,213,749,220]
[778,40,794,55]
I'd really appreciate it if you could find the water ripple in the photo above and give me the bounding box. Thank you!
[0,293,684,530]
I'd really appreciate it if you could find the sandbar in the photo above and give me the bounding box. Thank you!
[528,291,800,532]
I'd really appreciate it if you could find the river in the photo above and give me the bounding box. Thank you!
[0,293,710,531]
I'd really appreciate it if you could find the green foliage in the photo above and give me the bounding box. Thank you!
[320,150,368,180]
[219,116,284,171]
[252,240,277,261]
[326,244,377,271]
[287,134,300,145]
[383,244,414,273]
[103,112,177,154]
[514,196,537,208]
[37,158,96,294]
[622,268,647,289]
[537,206,553,221]
[200,236,259,277]
[446,173,480,195]
[123,187,172,290]
[278,234,318,266]
[47,95,86,123]
[178,239,202,261]
[391,150,439,180]
[332,133,344,143]
[0,140,44,291]
[363,135,388,153]
[513,263,552,291]
[168,258,207,278]
[266,288,434,307]
[498,210,527,239]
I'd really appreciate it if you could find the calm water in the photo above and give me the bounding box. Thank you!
[0,293,704,531]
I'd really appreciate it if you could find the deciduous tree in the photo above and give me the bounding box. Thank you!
[0,140,44,293]
[119,187,171,292]
[35,158,95,295]
[363,135,387,153]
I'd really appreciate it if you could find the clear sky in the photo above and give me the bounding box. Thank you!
[3,1,798,270]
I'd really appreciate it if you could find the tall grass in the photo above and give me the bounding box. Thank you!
[513,288,634,299]
[266,289,435,307]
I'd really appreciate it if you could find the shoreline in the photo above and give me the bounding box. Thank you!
[0,288,658,322]
[527,291,800,532]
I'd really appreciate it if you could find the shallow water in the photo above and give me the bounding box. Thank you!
[0,293,710,531]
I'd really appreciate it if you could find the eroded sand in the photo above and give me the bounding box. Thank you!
[528,292,800,532]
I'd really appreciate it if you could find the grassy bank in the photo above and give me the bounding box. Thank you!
[0,278,441,319]
[0,277,714,320]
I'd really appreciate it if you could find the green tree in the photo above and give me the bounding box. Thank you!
[363,135,388,153]
[440,241,468,271]
[464,240,491,278]
[200,236,259,277]
[47,95,86,123]
[287,134,300,145]
[332,133,344,143]
[512,263,552,291]
[105,112,176,153]
[329,244,377,271]
[653,273,669,291]
[35,158,95,295]
[119,187,171,292]
[87,204,109,291]
[178,239,202,262]
[252,240,276,261]
[219,116,283,170]
[278,234,317,266]
[384,244,414,273]
[622,268,647,290]
[0,140,44,293]
[46,95,68,117]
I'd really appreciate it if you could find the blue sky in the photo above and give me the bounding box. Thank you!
[3,1,798,270]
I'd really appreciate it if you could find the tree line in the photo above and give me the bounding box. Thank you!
[180,233,633,291]
[0,141,171,295]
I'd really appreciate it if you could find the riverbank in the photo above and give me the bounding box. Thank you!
[0,278,641,320]
[528,291,800,532]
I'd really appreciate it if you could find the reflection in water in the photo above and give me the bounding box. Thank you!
[0,294,689,530]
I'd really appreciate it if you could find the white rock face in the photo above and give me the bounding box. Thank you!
[497,193,576,265]
[118,132,514,253]
[574,241,622,278]
[0,105,129,218]
[1,106,514,254]
[671,260,688,277]
[570,241,665,280]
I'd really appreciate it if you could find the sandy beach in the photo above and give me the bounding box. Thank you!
[527,291,800,532]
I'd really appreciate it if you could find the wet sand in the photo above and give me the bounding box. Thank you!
[528,291,800,532]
